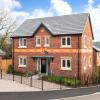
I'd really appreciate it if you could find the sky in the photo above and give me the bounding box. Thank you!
[0,0,100,41]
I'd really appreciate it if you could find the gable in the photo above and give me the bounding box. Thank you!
[83,16,94,39]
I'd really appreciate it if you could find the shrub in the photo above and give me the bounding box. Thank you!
[7,64,13,74]
[43,75,80,86]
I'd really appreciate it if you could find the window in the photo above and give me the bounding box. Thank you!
[61,58,71,70]
[44,36,50,47]
[19,38,27,48]
[19,56,27,67]
[36,37,41,47]
[61,37,71,47]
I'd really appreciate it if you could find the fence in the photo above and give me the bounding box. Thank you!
[1,59,12,72]
[0,69,100,91]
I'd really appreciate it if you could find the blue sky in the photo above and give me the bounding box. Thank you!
[0,0,100,41]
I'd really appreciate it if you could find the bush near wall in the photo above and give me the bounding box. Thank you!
[43,75,81,86]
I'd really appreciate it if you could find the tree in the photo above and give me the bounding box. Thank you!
[0,9,18,59]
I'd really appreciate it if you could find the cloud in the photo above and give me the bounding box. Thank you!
[30,0,72,18]
[50,0,72,15]
[85,0,100,41]
[0,0,22,10]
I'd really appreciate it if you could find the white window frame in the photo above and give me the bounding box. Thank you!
[19,38,27,48]
[44,36,50,47]
[61,58,71,70]
[61,36,71,48]
[36,36,41,47]
[19,56,27,67]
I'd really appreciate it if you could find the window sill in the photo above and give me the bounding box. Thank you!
[35,45,41,47]
[18,65,27,68]
[61,67,72,70]
[44,45,50,47]
[18,46,27,48]
[61,46,71,48]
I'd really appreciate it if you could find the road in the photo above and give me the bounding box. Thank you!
[52,93,100,100]
[0,86,100,100]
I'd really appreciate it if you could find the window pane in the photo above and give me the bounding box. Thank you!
[67,37,70,45]
[37,39,40,44]
[20,58,23,65]
[46,38,49,44]
[62,60,66,67]
[67,60,70,68]
[23,58,27,65]
[62,38,66,45]
[23,39,26,46]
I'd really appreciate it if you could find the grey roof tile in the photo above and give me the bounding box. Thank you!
[11,13,89,37]
[93,42,100,51]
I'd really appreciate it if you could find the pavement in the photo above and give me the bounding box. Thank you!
[0,79,40,92]
[0,86,100,100]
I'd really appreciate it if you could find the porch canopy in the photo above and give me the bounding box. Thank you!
[32,55,54,59]
[32,55,54,62]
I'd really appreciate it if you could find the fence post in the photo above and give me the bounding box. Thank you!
[41,76,43,91]
[30,75,33,87]
[75,76,77,88]
[96,76,98,85]
[21,73,22,84]
[1,69,2,80]
[60,79,62,90]
[87,75,89,87]
[13,70,14,81]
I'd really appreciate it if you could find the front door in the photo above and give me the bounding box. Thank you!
[41,58,46,73]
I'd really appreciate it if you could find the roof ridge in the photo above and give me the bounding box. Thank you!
[27,13,90,21]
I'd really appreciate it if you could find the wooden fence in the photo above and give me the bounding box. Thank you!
[0,59,12,72]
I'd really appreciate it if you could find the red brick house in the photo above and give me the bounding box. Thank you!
[93,44,100,67]
[11,13,94,79]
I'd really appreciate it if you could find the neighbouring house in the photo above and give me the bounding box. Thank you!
[11,13,94,79]
[93,43,100,67]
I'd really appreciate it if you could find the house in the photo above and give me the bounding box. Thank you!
[93,43,100,67]
[11,13,94,79]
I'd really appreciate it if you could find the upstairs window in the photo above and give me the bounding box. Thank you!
[19,38,27,48]
[61,58,71,70]
[61,37,71,47]
[36,36,41,47]
[44,36,50,47]
[19,56,27,67]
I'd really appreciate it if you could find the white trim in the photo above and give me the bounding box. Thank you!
[44,36,50,47]
[18,56,27,68]
[35,36,41,47]
[61,36,71,48]
[19,38,27,48]
[61,58,71,70]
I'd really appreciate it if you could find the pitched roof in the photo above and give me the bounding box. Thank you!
[93,42,100,52]
[11,13,90,37]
